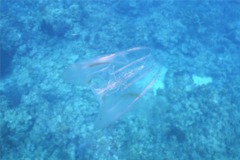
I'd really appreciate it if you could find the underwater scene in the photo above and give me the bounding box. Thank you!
[0,0,240,160]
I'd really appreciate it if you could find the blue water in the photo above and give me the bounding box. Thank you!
[0,0,240,160]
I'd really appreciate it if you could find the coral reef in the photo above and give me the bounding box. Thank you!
[0,1,239,160]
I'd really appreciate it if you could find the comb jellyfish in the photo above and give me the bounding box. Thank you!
[63,47,167,129]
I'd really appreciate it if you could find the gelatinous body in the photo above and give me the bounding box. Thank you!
[63,47,166,129]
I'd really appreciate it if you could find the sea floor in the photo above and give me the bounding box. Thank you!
[1,1,240,160]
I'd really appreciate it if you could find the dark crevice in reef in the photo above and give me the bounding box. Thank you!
[0,44,16,79]
[40,19,71,38]
[166,126,186,143]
